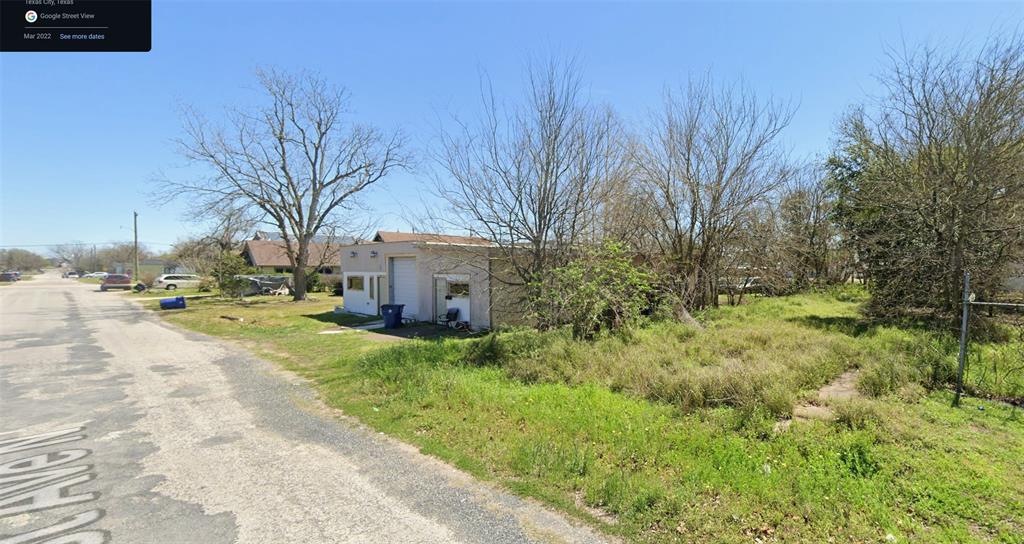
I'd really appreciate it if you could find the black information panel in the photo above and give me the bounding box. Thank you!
[1,0,151,52]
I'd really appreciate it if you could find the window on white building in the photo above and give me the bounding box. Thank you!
[448,282,470,297]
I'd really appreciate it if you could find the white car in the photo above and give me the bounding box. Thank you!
[66,272,80,279]
[153,274,202,290]
[82,272,109,279]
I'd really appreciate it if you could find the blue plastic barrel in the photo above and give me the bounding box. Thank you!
[380,304,405,328]
[159,296,187,310]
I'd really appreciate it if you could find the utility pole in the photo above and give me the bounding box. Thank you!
[133,211,140,282]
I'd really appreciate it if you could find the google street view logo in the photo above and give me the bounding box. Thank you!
[25,10,38,23]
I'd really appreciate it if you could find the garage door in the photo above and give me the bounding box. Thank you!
[389,257,418,318]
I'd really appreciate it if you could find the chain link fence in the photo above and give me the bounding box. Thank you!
[953,269,1024,407]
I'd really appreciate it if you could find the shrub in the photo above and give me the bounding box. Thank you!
[533,241,653,339]
[306,270,323,292]
[197,276,216,292]
[140,272,158,287]
[211,253,254,298]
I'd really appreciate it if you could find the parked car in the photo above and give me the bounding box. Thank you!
[100,274,133,291]
[153,274,202,290]
[82,272,109,279]
[66,272,80,279]
[736,277,769,294]
[0,272,17,282]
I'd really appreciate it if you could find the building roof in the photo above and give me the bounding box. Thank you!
[242,239,342,267]
[372,230,490,246]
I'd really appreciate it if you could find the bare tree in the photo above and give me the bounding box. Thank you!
[777,167,842,287]
[49,242,87,269]
[207,207,259,255]
[435,59,629,320]
[718,204,783,305]
[171,208,256,277]
[97,243,150,272]
[634,77,795,310]
[0,249,49,271]
[159,69,407,300]
[170,238,220,277]
[593,138,656,250]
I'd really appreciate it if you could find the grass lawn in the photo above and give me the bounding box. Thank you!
[77,277,103,284]
[128,286,215,298]
[151,290,1024,543]
[147,294,377,334]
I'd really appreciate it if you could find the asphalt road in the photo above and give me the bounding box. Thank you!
[0,272,611,544]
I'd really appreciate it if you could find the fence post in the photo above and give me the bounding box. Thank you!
[953,271,970,407]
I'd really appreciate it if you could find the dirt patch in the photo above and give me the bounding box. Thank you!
[776,369,861,431]
[792,404,833,421]
[816,369,860,401]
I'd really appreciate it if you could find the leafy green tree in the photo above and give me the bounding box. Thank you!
[829,36,1024,314]
[212,253,254,298]
[536,241,653,339]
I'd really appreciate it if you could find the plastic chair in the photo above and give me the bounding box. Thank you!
[437,307,459,328]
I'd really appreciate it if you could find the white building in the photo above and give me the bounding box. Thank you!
[339,231,495,330]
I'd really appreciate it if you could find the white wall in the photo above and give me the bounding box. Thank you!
[339,241,493,329]
[342,272,383,316]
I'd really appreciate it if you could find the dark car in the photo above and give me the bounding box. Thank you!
[0,272,17,282]
[100,274,133,291]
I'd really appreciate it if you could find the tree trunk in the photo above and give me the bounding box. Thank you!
[675,303,704,331]
[292,266,308,301]
[292,242,310,301]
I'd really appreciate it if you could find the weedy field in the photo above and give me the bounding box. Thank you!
[151,289,1024,543]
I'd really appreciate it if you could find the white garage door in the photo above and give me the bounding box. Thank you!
[389,257,418,318]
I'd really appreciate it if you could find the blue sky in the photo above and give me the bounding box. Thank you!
[1,1,1021,254]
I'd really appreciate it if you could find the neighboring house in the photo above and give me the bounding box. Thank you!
[339,231,495,329]
[241,239,343,286]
